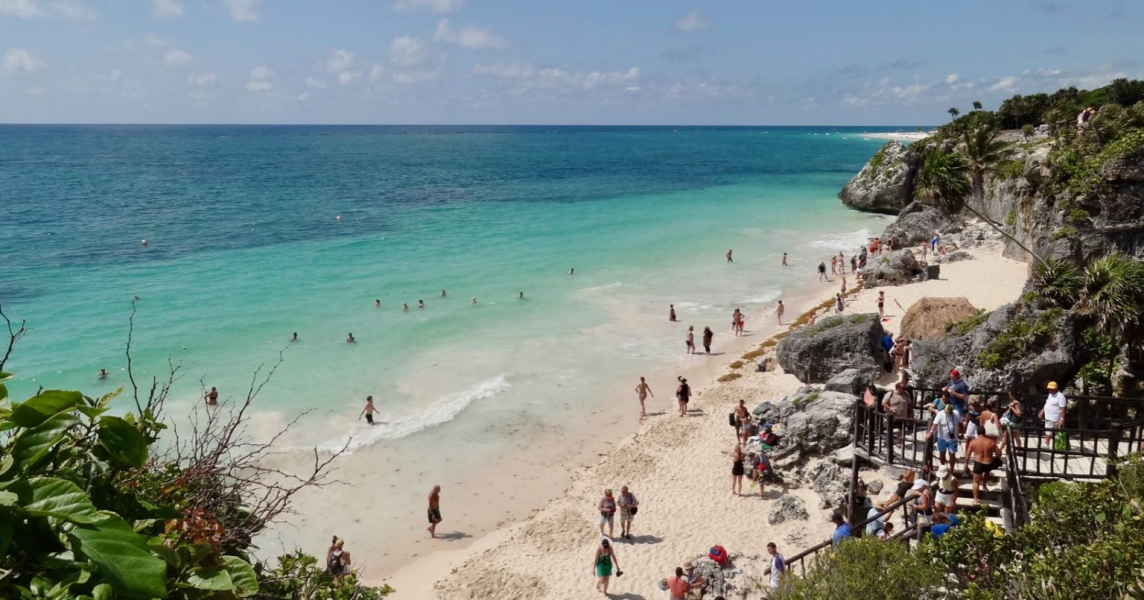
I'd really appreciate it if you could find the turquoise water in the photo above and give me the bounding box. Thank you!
[2,125,889,449]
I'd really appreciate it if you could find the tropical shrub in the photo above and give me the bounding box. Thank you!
[773,536,944,599]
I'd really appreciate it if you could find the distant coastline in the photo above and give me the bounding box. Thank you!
[859,130,935,142]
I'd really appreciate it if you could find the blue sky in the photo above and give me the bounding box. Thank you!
[1,0,1141,124]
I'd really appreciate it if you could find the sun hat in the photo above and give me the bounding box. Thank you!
[912,480,927,490]
[1047,381,1059,390]
[936,465,950,479]
[682,561,694,570]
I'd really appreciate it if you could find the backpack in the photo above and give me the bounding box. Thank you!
[328,549,344,575]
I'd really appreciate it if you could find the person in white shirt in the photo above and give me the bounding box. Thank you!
[927,403,961,466]
[766,542,786,590]
[1039,381,1068,446]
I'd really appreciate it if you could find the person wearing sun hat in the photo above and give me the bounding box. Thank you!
[934,465,958,513]
[1039,381,1068,446]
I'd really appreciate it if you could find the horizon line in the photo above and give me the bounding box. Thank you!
[0,122,937,128]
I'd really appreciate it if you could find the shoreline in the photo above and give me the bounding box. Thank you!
[385,242,1030,598]
[858,131,934,142]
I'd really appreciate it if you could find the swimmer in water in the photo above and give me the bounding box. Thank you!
[518,291,524,299]
[205,386,219,405]
[291,332,298,342]
[375,299,381,308]
[402,303,409,311]
[471,297,478,304]
[726,249,733,263]
[569,268,575,275]
[97,368,109,379]
[418,300,425,309]
[336,215,342,221]
[141,239,148,247]
[441,290,447,298]
[347,332,356,343]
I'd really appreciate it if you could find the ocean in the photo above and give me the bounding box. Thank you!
[2,125,891,451]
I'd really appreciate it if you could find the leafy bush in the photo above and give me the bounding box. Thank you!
[946,308,990,336]
[978,308,1064,369]
[996,159,1025,180]
[773,536,943,599]
[256,550,394,600]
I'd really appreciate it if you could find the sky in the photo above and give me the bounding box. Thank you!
[1,0,1142,125]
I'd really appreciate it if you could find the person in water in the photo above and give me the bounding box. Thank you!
[471,297,478,304]
[440,289,447,298]
[519,291,524,299]
[635,376,654,417]
[205,386,219,405]
[676,377,691,416]
[97,368,109,379]
[346,332,356,343]
[569,268,575,275]
[669,304,677,322]
[726,249,734,263]
[782,252,788,266]
[375,299,381,308]
[427,485,443,538]
[402,303,409,311]
[291,332,298,342]
[418,300,425,309]
[359,395,378,425]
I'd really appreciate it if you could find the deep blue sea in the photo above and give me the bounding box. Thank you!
[1,125,897,449]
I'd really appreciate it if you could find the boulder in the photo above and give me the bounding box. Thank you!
[754,387,856,455]
[862,249,927,288]
[909,302,1085,393]
[899,297,978,341]
[839,141,914,214]
[934,250,976,263]
[824,368,873,395]
[776,314,885,384]
[768,495,810,525]
[808,460,849,509]
[882,201,963,246]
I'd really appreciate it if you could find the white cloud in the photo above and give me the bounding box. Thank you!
[305,77,328,89]
[163,49,193,68]
[53,0,95,20]
[221,0,258,23]
[674,9,709,33]
[143,33,169,46]
[187,72,217,86]
[988,75,1018,92]
[369,64,385,83]
[945,73,959,85]
[434,19,508,50]
[151,0,183,19]
[338,70,361,85]
[472,61,535,78]
[389,36,426,67]
[393,0,462,13]
[296,92,309,101]
[582,67,639,90]
[3,48,46,74]
[246,65,272,91]
[0,0,47,18]
[327,50,354,72]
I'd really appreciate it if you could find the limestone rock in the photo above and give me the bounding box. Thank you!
[882,201,963,246]
[862,249,926,288]
[808,460,849,509]
[776,314,885,384]
[768,495,810,525]
[755,387,856,456]
[934,250,976,263]
[824,368,873,395]
[839,141,914,214]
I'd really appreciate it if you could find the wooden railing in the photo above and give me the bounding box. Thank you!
[1001,424,1029,528]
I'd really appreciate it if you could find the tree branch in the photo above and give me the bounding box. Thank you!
[0,304,28,372]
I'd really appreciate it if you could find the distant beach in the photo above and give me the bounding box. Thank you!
[859,131,935,142]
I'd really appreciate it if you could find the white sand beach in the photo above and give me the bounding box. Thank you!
[860,131,935,142]
[382,242,1029,599]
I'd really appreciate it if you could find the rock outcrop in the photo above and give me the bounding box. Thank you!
[807,461,849,509]
[861,249,926,287]
[838,141,915,214]
[753,387,856,456]
[882,201,963,246]
[776,314,885,383]
[908,302,1085,392]
[824,368,873,395]
[767,495,809,525]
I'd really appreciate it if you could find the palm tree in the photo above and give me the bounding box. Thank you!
[948,107,960,121]
[972,100,983,111]
[1074,254,1144,339]
[961,127,1015,203]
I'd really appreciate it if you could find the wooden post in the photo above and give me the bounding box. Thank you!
[848,399,862,535]
[886,415,895,464]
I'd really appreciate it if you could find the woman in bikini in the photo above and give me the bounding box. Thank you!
[634,377,654,417]
[731,444,746,496]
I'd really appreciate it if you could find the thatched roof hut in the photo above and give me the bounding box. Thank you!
[899,297,978,341]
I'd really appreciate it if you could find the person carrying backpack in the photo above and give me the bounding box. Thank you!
[326,536,351,576]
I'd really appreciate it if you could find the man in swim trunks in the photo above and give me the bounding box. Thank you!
[818,262,828,281]
[964,430,1001,506]
[427,485,442,538]
[782,252,788,266]
[346,332,356,343]
[635,377,654,417]
[359,395,378,425]
[669,304,677,321]
[686,326,695,355]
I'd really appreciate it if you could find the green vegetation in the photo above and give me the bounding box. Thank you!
[790,393,819,409]
[848,314,869,324]
[773,536,943,599]
[996,158,1025,180]
[864,142,891,177]
[817,317,845,329]
[257,551,391,599]
[978,307,1065,369]
[0,307,392,599]
[946,308,990,336]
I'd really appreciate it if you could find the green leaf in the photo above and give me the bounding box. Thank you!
[13,413,80,472]
[96,416,148,469]
[10,391,83,428]
[0,513,13,556]
[223,555,259,597]
[69,525,167,599]
[0,382,8,401]
[0,371,13,383]
[76,405,109,420]
[0,453,13,478]
[92,583,113,600]
[0,490,16,506]
[186,566,235,591]
[15,477,100,524]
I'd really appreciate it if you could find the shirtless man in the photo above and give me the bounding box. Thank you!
[97,368,109,379]
[427,485,443,538]
[669,304,677,322]
[418,300,425,309]
[726,249,733,263]
[964,432,1002,505]
[838,252,846,273]
[634,377,654,417]
[205,386,219,405]
[402,303,409,311]
[841,276,847,294]
[359,395,378,425]
[346,332,356,343]
[441,289,447,298]
[782,252,788,266]
[686,326,696,355]
[518,291,524,299]
[375,299,381,308]
[775,300,785,325]
[291,332,298,342]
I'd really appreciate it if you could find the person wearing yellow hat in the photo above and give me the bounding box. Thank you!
[1039,381,1067,446]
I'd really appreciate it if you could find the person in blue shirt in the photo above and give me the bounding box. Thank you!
[930,513,961,539]
[944,369,970,418]
[831,513,851,547]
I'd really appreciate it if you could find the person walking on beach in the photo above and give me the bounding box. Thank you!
[427,485,443,538]
[1039,381,1067,446]
[676,377,691,416]
[834,293,844,315]
[782,252,788,266]
[818,261,828,281]
[726,249,733,263]
[686,326,695,355]
[205,386,219,406]
[346,332,356,343]
[731,444,745,496]
[731,308,741,336]
[850,255,858,274]
[840,275,847,294]
[767,542,786,591]
[359,396,378,425]
[830,255,838,276]
[635,377,654,417]
[775,300,785,325]
[669,304,677,322]
[598,489,617,538]
[593,538,620,595]
[702,327,713,355]
[618,485,638,540]
[838,252,846,273]
[326,537,351,577]
[877,291,886,319]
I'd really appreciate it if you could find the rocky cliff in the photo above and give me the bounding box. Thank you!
[837,140,916,214]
